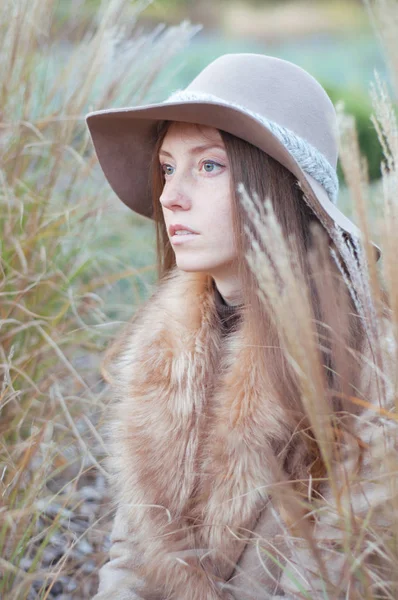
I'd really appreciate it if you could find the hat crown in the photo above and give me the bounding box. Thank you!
[185,53,338,168]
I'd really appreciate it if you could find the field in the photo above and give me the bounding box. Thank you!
[1,0,397,598]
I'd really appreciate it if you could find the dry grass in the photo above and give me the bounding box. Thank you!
[237,0,398,595]
[1,0,398,598]
[0,1,199,598]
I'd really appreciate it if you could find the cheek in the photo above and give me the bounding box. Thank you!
[204,177,234,233]
[213,196,234,238]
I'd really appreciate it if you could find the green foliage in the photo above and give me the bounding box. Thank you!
[323,84,385,183]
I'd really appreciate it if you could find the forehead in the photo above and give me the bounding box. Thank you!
[159,122,223,149]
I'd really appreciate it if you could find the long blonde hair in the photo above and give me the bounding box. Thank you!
[149,120,366,495]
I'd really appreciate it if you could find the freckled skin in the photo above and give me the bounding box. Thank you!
[159,123,242,305]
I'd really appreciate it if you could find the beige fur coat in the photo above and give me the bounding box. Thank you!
[93,266,397,600]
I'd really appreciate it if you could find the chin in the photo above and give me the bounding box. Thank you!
[175,258,220,274]
[176,263,208,273]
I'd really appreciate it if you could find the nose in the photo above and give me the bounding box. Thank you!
[159,172,192,212]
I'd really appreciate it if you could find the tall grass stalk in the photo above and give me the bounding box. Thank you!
[238,1,398,595]
[0,1,199,598]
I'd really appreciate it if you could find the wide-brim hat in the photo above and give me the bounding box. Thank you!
[85,53,381,262]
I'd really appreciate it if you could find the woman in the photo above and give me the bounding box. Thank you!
[86,54,393,599]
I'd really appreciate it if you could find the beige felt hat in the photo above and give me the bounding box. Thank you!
[85,53,381,261]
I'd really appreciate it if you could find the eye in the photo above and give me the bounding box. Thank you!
[201,160,224,173]
[161,163,174,177]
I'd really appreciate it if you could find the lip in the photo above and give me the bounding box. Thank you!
[169,223,199,236]
[170,232,199,246]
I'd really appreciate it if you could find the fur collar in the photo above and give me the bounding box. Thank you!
[103,266,395,600]
[104,267,292,598]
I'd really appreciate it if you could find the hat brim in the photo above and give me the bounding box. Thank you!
[85,100,381,261]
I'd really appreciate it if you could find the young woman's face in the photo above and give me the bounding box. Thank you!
[158,122,238,277]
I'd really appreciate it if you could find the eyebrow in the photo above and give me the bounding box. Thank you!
[158,143,226,157]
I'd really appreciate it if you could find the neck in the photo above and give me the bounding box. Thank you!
[212,275,243,307]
